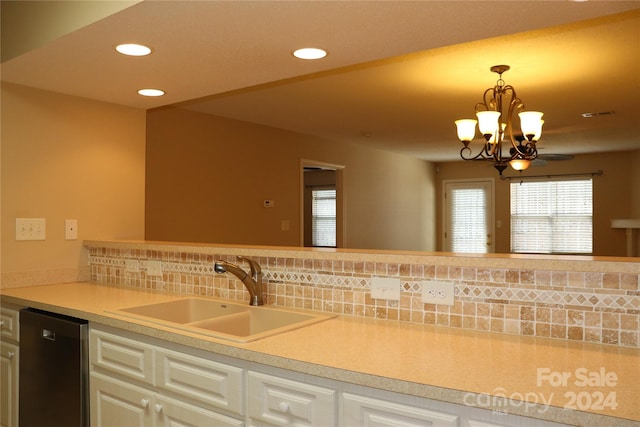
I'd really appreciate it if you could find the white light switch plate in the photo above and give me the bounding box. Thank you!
[16,218,46,240]
[370,277,400,301]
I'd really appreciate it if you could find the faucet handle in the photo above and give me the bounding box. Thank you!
[237,256,261,277]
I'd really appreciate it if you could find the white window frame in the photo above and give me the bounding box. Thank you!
[510,178,593,254]
[311,187,337,248]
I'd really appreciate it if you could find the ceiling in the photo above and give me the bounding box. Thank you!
[2,1,639,162]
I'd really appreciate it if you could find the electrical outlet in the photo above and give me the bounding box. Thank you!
[370,277,400,301]
[147,260,163,277]
[125,259,140,272]
[421,281,455,306]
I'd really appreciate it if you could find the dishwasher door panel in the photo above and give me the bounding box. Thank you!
[19,308,89,427]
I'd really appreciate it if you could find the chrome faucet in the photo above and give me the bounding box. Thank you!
[214,256,264,306]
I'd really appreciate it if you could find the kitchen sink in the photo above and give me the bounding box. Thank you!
[111,298,336,342]
[114,298,249,324]
[187,308,322,340]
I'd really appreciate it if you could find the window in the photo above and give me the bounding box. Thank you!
[311,189,336,247]
[510,179,593,254]
[443,180,494,253]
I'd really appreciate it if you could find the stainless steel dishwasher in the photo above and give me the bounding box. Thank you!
[19,308,89,427]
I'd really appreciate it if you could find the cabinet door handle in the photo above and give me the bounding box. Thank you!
[7,352,14,359]
[153,404,163,414]
[140,399,149,408]
[278,401,290,413]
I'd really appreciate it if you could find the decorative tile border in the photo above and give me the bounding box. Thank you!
[87,245,640,348]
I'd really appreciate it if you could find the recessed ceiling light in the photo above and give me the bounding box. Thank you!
[292,48,327,60]
[137,88,165,97]
[116,43,152,56]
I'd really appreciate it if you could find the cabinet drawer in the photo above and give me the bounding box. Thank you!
[156,348,244,416]
[342,392,458,427]
[90,328,155,385]
[248,371,336,426]
[0,306,20,342]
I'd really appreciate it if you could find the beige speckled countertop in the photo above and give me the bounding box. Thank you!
[1,282,638,426]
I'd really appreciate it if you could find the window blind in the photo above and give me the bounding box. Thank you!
[312,189,336,247]
[448,187,488,253]
[510,179,593,254]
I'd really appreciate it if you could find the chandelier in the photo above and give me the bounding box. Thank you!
[454,65,544,175]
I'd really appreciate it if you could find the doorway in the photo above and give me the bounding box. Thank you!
[301,160,345,248]
[443,179,495,253]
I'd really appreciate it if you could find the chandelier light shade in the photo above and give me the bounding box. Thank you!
[454,65,544,175]
[454,119,477,142]
[509,158,531,171]
[519,111,544,140]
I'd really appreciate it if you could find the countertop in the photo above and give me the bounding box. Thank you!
[1,282,638,426]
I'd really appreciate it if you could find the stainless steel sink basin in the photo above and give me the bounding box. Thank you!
[111,298,336,342]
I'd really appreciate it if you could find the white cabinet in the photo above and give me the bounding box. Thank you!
[89,325,570,427]
[0,305,21,427]
[340,389,570,427]
[0,342,19,427]
[91,372,150,427]
[90,328,155,385]
[89,326,244,427]
[157,394,243,427]
[247,371,336,426]
[156,348,243,416]
[91,372,242,427]
[342,392,458,427]
[0,307,19,343]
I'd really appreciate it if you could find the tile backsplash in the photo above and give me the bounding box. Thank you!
[87,241,640,348]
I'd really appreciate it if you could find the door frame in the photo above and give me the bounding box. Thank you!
[300,159,345,248]
[442,178,495,253]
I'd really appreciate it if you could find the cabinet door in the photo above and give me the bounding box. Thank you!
[156,348,244,416]
[342,393,458,427]
[90,328,155,385]
[155,395,243,427]
[248,371,336,426]
[0,342,19,427]
[90,372,152,427]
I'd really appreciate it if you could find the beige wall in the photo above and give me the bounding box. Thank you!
[436,150,638,256]
[2,82,632,292]
[1,83,146,288]
[146,107,436,251]
[632,150,640,254]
